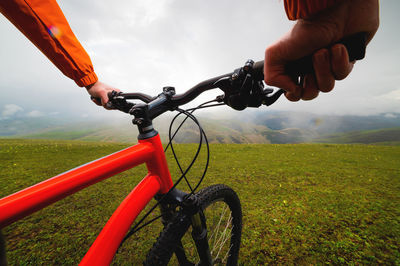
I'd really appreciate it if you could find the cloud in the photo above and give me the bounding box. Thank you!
[0,1,399,117]
[2,104,23,117]
[380,89,400,101]
[384,113,398,118]
[26,110,44,117]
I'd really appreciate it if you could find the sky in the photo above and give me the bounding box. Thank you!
[0,0,399,121]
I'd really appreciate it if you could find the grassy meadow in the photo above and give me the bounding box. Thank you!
[0,139,399,264]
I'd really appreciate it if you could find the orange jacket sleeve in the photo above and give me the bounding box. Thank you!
[0,0,98,87]
[284,0,342,20]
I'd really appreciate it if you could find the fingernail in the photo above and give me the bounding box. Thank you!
[338,45,344,57]
[333,45,343,60]
[315,50,328,65]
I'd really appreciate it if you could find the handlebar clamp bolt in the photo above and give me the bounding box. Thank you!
[132,118,144,125]
[131,109,141,116]
[163,86,176,95]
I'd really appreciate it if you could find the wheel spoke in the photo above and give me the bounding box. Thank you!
[212,213,232,263]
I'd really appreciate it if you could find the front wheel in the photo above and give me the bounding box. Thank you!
[145,184,242,265]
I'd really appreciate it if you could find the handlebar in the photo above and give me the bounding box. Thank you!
[110,59,283,118]
[163,73,232,107]
[117,61,266,108]
[104,32,366,118]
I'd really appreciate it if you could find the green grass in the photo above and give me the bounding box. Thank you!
[1,139,399,264]
[21,129,98,140]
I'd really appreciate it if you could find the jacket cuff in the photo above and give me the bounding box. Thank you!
[75,72,98,87]
[284,0,342,20]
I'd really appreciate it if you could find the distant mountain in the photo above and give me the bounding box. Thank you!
[314,127,400,144]
[1,111,400,144]
[0,118,138,143]
[0,117,65,136]
[249,111,400,134]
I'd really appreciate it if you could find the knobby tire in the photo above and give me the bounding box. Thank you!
[144,184,242,265]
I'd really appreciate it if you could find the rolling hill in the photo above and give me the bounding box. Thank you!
[314,127,400,144]
[1,111,399,144]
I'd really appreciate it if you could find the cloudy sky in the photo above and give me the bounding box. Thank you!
[0,0,399,120]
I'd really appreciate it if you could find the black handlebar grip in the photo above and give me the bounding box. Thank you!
[252,32,367,81]
[285,32,367,77]
[252,60,265,81]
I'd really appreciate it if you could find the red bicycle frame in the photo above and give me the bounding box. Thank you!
[0,133,173,265]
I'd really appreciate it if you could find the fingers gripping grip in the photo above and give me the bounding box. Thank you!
[285,32,367,77]
[253,32,367,80]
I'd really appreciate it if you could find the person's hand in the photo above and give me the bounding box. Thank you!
[85,81,120,109]
[264,0,379,101]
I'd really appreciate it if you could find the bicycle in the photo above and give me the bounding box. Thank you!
[0,33,366,265]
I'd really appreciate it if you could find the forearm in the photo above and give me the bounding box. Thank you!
[286,0,379,42]
[0,0,98,87]
[284,0,344,20]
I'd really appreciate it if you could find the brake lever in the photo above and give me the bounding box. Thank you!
[262,88,285,106]
[109,92,135,113]
[89,91,135,113]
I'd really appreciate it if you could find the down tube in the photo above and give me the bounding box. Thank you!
[80,174,161,266]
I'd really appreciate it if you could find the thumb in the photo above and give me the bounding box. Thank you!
[264,47,298,93]
[99,91,109,107]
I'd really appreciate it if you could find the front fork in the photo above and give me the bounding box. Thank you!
[157,189,213,266]
[191,211,212,266]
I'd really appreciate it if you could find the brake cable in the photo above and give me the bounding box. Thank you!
[118,99,222,249]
